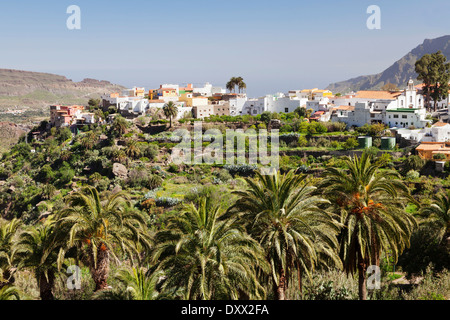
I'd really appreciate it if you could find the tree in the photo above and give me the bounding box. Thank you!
[0,219,22,289]
[88,99,101,108]
[400,155,425,175]
[152,197,267,300]
[114,267,164,300]
[80,131,97,150]
[226,77,246,94]
[56,187,151,291]
[111,116,129,137]
[420,190,450,245]
[381,82,399,91]
[124,139,141,159]
[415,51,450,112]
[0,286,20,300]
[227,171,341,300]
[16,221,66,300]
[163,102,178,128]
[319,152,417,300]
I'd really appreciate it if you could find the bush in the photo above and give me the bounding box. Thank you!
[167,163,179,173]
[155,197,181,208]
[433,153,446,160]
[280,124,293,133]
[343,137,358,150]
[406,170,420,180]
[397,225,450,276]
[223,164,258,177]
[298,136,308,148]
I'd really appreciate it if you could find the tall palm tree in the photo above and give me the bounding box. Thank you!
[152,197,268,300]
[56,187,151,291]
[227,170,341,300]
[0,219,22,289]
[319,152,417,300]
[420,190,450,245]
[163,102,178,128]
[226,79,235,93]
[238,80,247,94]
[16,221,66,300]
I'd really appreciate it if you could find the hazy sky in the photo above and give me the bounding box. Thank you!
[0,0,449,96]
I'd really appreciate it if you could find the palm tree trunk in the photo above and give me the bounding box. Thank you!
[39,271,55,300]
[90,248,110,292]
[357,250,367,300]
[275,269,287,300]
[297,262,302,295]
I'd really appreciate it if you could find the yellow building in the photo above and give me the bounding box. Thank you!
[179,93,209,107]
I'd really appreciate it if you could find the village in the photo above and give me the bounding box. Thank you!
[48,77,450,163]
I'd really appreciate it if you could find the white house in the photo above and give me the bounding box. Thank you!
[241,93,305,115]
[193,82,226,97]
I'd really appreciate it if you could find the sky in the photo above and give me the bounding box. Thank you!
[0,0,450,97]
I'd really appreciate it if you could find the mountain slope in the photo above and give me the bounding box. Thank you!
[326,35,450,93]
[0,69,126,108]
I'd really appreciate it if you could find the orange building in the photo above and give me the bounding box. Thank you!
[416,142,450,161]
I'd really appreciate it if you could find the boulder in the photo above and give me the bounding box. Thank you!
[112,163,128,179]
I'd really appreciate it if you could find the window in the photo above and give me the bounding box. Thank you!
[402,115,407,119]
[393,115,399,119]
[410,96,413,103]
[285,108,289,113]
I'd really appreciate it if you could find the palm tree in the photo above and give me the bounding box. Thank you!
[226,79,235,93]
[111,116,129,137]
[115,267,163,300]
[80,131,97,150]
[163,102,178,128]
[420,190,450,245]
[16,221,66,300]
[238,80,247,94]
[124,139,141,159]
[227,170,341,300]
[319,152,417,300]
[0,219,22,289]
[0,285,20,300]
[152,197,268,300]
[56,187,151,291]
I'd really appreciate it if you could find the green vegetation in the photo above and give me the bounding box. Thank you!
[0,110,448,301]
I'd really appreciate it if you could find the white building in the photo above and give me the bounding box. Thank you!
[193,82,226,97]
[396,122,450,143]
[241,93,306,115]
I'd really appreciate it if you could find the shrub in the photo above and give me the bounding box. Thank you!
[223,164,258,177]
[406,170,420,180]
[343,137,358,150]
[433,153,446,160]
[167,163,179,173]
[280,124,293,133]
[155,197,181,208]
[298,136,308,148]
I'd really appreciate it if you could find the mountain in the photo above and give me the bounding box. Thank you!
[326,35,450,93]
[0,68,126,109]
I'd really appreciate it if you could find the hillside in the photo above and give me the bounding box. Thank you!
[0,68,126,124]
[326,35,450,93]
